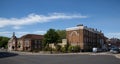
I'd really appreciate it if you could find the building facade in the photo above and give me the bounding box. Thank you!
[107,38,120,49]
[8,32,43,51]
[66,24,106,51]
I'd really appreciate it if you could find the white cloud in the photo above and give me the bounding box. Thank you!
[0,31,28,37]
[0,31,46,37]
[106,32,120,39]
[0,13,88,28]
[33,31,46,35]
[0,32,12,34]
[0,32,12,37]
[13,26,22,29]
[15,32,30,37]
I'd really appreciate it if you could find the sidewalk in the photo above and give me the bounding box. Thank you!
[114,54,120,59]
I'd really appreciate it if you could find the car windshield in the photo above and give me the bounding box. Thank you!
[111,48,119,51]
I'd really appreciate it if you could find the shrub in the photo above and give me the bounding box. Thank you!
[68,45,80,52]
[60,44,69,53]
[68,45,74,52]
[42,45,52,51]
[74,45,80,52]
[61,47,66,53]
[55,45,61,52]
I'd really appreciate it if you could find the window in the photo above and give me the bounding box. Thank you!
[18,45,21,48]
[13,41,15,44]
[12,46,14,49]
[25,39,29,47]
[35,40,37,45]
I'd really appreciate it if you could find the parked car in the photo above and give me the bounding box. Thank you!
[117,47,120,51]
[110,48,120,54]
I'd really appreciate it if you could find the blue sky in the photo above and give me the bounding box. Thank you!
[0,0,120,38]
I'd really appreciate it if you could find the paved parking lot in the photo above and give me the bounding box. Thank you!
[0,52,120,64]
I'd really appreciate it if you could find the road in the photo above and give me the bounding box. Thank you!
[0,52,120,64]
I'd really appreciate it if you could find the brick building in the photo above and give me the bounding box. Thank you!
[107,38,120,48]
[66,24,106,51]
[8,32,43,51]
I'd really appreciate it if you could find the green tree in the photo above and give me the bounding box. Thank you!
[44,29,60,45]
[0,36,10,48]
[56,30,66,42]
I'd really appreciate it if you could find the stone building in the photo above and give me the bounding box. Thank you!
[8,32,43,51]
[66,24,106,51]
[8,32,17,51]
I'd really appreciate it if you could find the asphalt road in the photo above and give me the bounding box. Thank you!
[0,52,18,58]
[0,52,120,64]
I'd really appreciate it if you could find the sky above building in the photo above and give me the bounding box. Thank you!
[0,0,120,38]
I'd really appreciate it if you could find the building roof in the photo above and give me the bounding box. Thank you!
[20,34,44,40]
[66,24,103,34]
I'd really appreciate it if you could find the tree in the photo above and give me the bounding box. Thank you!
[0,36,10,48]
[56,30,66,42]
[44,29,59,45]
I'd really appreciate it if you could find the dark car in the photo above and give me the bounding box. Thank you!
[110,48,120,54]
